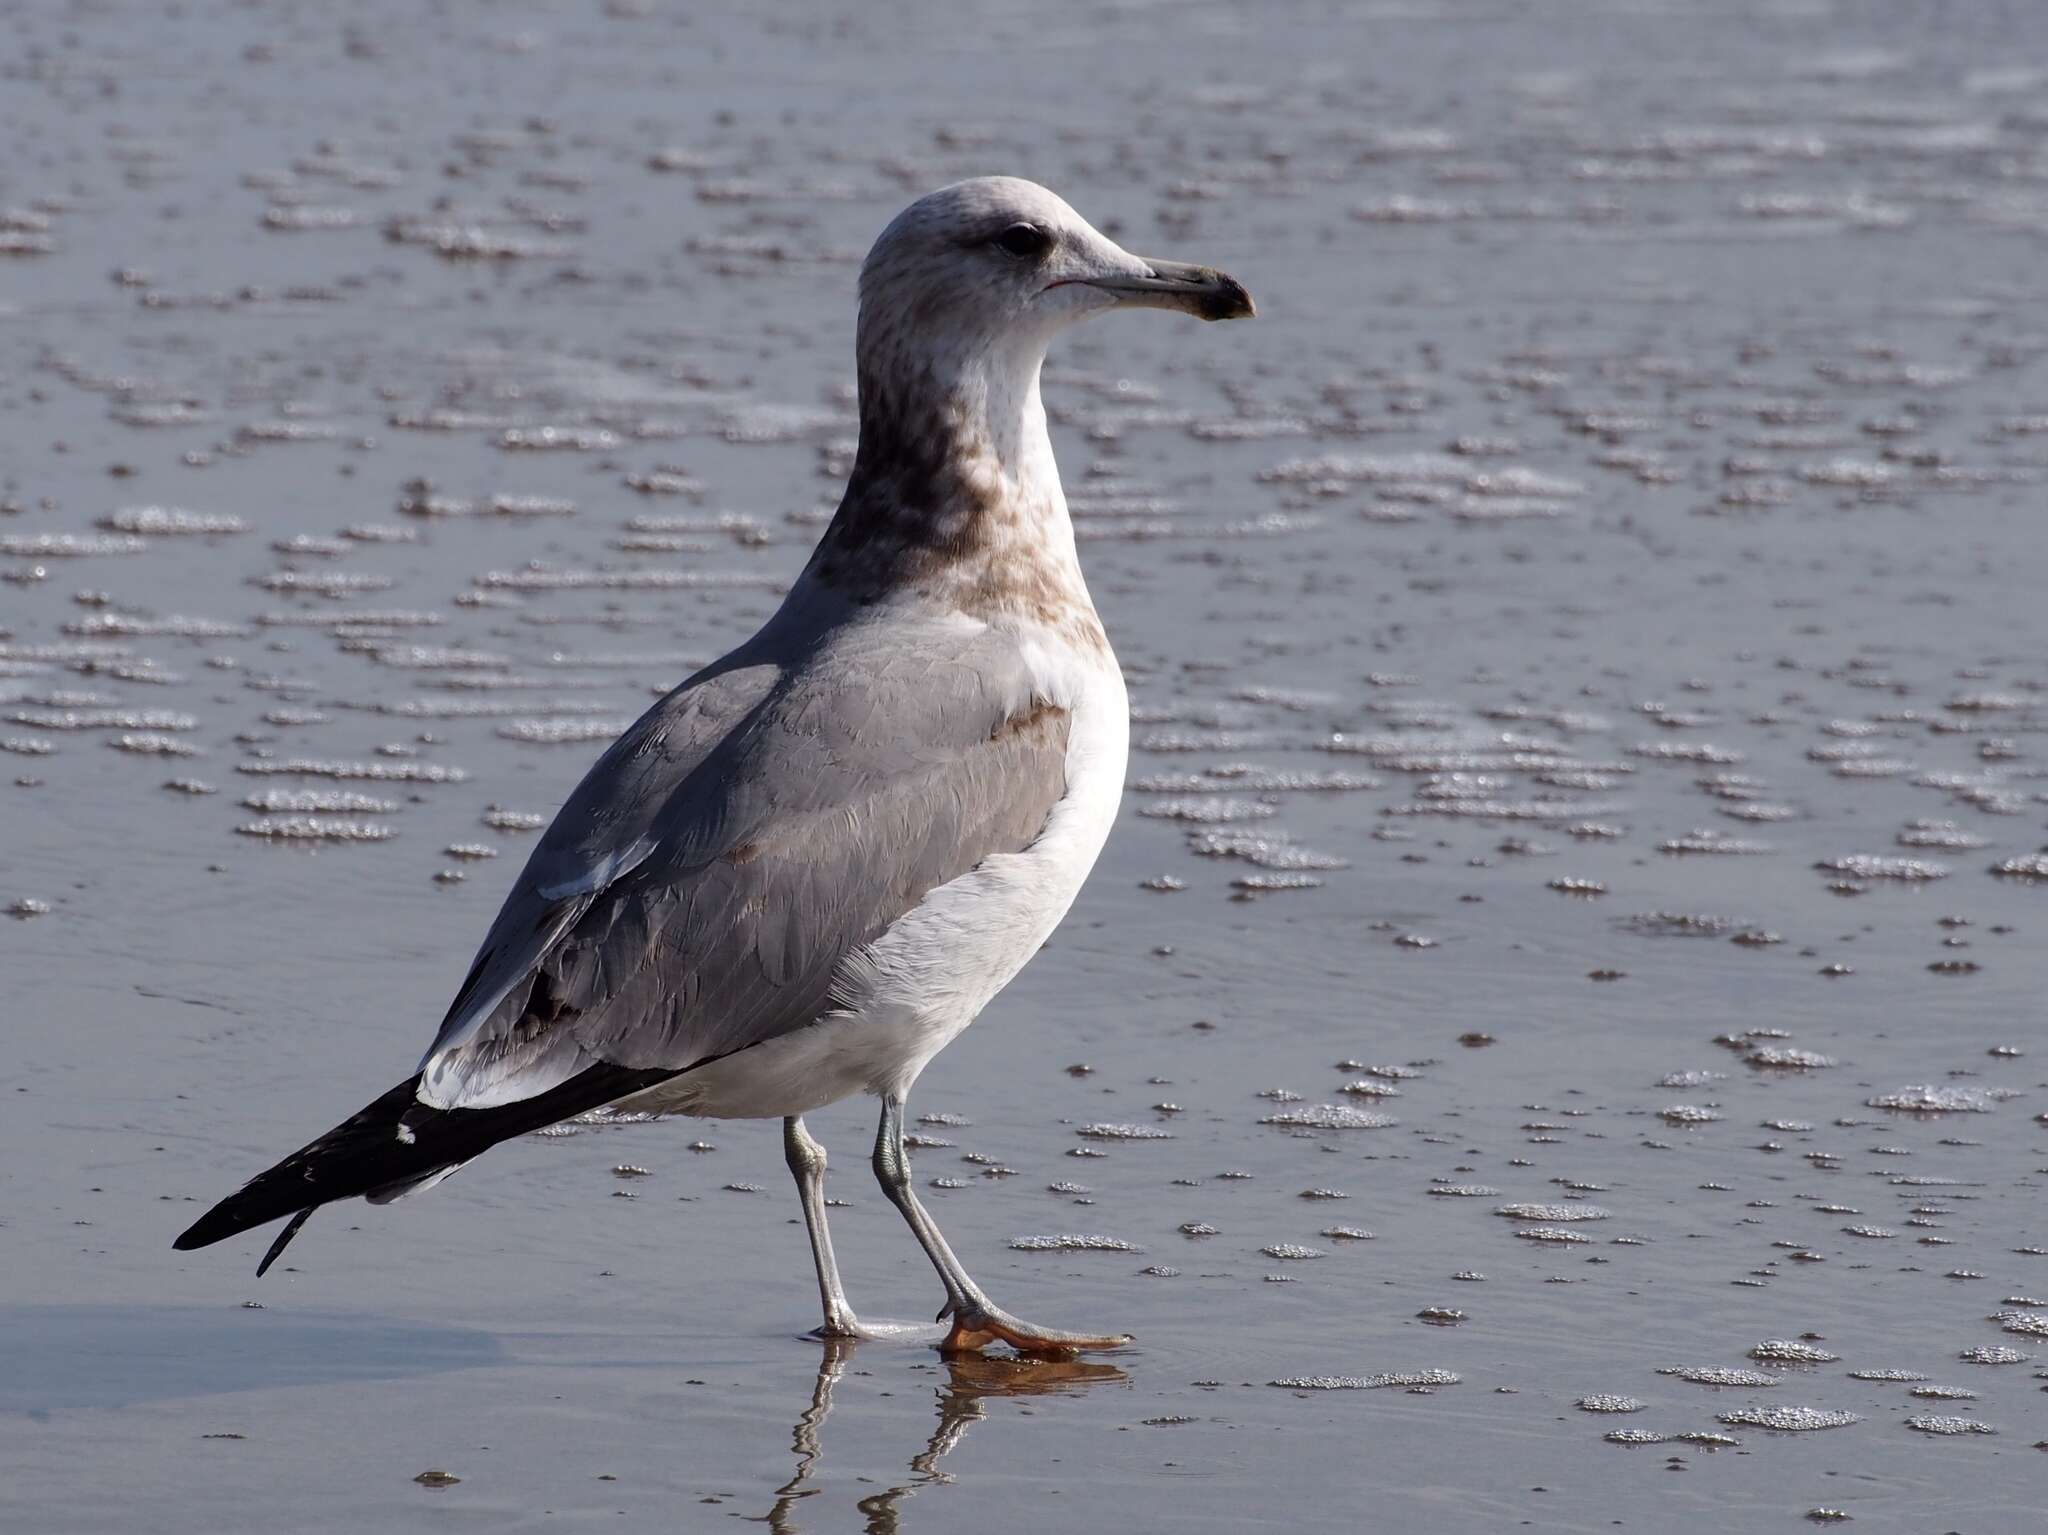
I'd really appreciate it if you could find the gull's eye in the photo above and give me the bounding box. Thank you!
[994,222,1052,259]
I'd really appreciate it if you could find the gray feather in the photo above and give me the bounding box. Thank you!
[419,610,1069,1110]
[420,653,778,1072]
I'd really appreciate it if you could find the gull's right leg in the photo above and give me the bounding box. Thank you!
[870,1097,1130,1356]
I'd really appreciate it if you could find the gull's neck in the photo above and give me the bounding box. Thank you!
[806,326,1105,649]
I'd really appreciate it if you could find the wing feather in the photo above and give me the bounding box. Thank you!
[418,656,778,1071]
[419,620,1071,1110]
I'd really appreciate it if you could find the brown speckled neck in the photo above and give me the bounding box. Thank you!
[822,356,1015,569]
[805,342,1105,654]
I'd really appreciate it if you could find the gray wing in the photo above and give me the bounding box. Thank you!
[418,621,1069,1110]
[419,650,780,1078]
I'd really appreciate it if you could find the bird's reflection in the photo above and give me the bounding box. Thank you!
[758,1340,1124,1533]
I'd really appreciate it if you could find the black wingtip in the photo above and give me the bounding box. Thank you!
[256,1207,316,1277]
[171,1063,678,1267]
[174,1215,225,1251]
[169,1075,430,1257]
[174,1196,263,1252]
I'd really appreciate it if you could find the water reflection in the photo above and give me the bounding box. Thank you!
[759,1342,1124,1533]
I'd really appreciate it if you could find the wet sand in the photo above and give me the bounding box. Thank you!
[4,1,2045,1530]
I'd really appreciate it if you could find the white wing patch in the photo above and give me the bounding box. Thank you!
[415,837,661,1101]
[536,834,658,902]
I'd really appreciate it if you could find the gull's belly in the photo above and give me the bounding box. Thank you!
[633,641,1129,1121]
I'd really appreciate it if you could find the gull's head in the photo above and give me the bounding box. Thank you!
[858,177,1254,360]
[826,178,1254,586]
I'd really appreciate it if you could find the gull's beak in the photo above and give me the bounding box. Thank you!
[1082,257,1256,321]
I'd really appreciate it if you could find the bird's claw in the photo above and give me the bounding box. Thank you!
[935,1300,1132,1358]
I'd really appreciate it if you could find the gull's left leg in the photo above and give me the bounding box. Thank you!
[870,1096,1130,1356]
[785,1115,863,1339]
[784,1115,937,1344]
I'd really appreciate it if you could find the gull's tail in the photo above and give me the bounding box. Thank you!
[172,1064,674,1272]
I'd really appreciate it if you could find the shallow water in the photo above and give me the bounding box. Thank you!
[4,1,2045,1530]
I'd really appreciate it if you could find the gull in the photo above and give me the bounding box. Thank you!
[174,177,1253,1355]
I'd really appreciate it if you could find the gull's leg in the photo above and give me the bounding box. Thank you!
[785,1115,863,1339]
[871,1096,1131,1356]
[784,1115,937,1344]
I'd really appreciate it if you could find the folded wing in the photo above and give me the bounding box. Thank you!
[418,621,1071,1111]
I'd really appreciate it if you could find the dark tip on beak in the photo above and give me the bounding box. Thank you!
[1083,257,1256,321]
[1183,265,1257,322]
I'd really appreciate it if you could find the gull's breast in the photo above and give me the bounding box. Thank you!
[844,618,1129,1076]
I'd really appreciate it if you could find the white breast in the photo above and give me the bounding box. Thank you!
[653,623,1128,1121]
